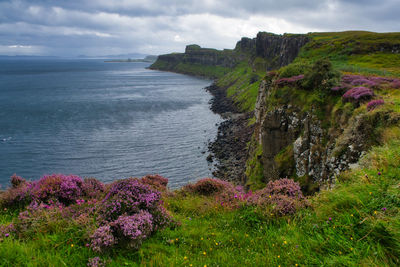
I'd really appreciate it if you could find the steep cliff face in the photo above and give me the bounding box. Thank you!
[234,33,309,70]
[254,78,400,191]
[255,32,309,69]
[149,45,237,78]
[151,33,310,78]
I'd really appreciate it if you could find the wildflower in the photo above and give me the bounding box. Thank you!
[71,244,74,247]
[369,192,372,195]
[203,251,206,255]
[277,255,280,258]
[382,207,386,211]
[184,256,187,260]
[374,211,378,215]
[215,242,218,245]
[283,241,287,245]
[378,172,382,175]
[351,214,354,217]
[329,217,332,221]
[5,234,9,237]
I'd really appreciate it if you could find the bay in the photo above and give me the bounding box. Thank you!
[0,59,221,189]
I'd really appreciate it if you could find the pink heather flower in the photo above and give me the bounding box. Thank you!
[342,87,374,102]
[367,99,384,111]
[329,217,332,221]
[5,233,9,237]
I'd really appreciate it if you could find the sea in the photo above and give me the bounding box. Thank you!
[0,59,221,189]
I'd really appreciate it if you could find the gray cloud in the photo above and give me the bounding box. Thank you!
[0,0,399,56]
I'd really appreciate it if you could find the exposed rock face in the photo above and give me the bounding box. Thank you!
[150,44,238,75]
[152,33,310,77]
[255,32,309,69]
[255,81,400,186]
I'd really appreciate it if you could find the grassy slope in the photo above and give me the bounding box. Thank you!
[1,138,399,266]
[1,31,400,266]
[299,31,400,77]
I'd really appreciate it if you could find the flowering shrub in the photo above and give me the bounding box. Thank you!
[0,223,15,238]
[139,174,169,192]
[90,225,116,253]
[87,257,106,267]
[99,178,161,222]
[342,87,374,103]
[182,178,236,196]
[111,210,153,249]
[275,74,304,86]
[82,178,105,198]
[0,174,173,255]
[350,78,377,87]
[10,174,26,188]
[392,80,400,89]
[248,178,306,216]
[367,99,385,111]
[31,174,84,205]
[331,84,349,94]
[0,179,33,208]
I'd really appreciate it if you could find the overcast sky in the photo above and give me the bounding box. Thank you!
[0,0,399,57]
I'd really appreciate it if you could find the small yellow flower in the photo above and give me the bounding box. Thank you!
[203,251,206,255]
[190,265,192,267]
[350,248,353,251]
[351,214,354,217]
[283,241,287,245]
[245,234,249,237]
[204,265,207,267]
[339,251,342,255]
[369,192,372,195]
[295,264,298,267]
[71,244,74,248]
[201,237,203,240]
[269,195,272,198]
[374,211,378,214]
[350,237,353,240]
[277,255,280,258]
[184,256,187,260]
[215,242,218,245]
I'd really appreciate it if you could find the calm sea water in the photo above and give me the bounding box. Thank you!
[0,59,221,188]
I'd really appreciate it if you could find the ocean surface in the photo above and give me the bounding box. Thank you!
[0,59,221,189]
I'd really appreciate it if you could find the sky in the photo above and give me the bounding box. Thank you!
[0,0,399,57]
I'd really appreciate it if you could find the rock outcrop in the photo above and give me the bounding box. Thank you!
[254,80,400,189]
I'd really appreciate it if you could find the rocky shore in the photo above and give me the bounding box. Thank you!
[205,84,254,184]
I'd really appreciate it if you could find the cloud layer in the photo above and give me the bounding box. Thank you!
[0,0,399,56]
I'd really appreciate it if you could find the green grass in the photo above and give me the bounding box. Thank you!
[297,31,400,77]
[1,137,400,266]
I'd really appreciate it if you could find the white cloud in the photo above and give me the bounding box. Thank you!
[0,0,398,56]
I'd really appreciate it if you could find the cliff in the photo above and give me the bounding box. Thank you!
[151,33,309,78]
[151,31,400,193]
[149,44,237,78]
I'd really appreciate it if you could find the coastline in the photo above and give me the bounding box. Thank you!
[205,83,253,185]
